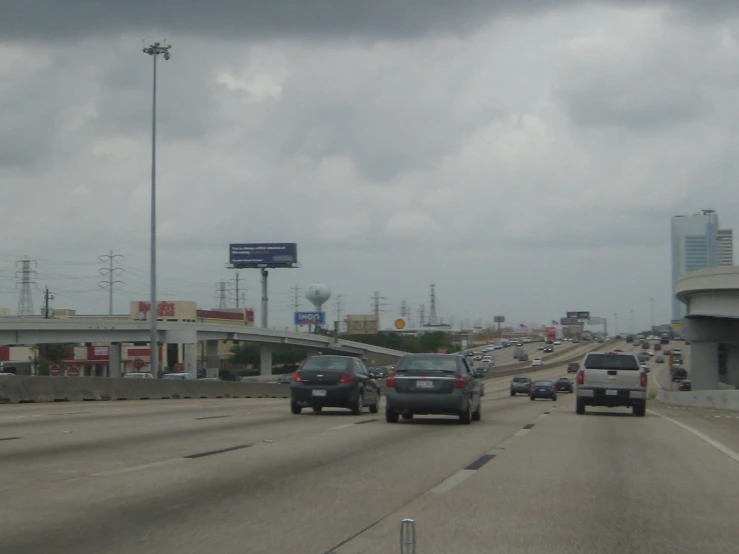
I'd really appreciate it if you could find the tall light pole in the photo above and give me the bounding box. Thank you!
[143,41,171,378]
[649,297,654,333]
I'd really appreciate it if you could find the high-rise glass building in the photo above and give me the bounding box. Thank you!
[717,228,734,267]
[671,210,721,321]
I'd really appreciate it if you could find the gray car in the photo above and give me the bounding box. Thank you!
[510,375,532,396]
[385,354,484,424]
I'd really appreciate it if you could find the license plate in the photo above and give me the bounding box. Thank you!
[312,389,327,397]
[606,390,618,396]
[416,380,434,389]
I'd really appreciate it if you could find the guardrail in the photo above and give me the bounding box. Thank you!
[0,376,291,404]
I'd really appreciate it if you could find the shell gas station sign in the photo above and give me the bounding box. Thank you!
[394,318,407,330]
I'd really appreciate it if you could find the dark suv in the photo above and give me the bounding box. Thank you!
[567,362,580,374]
[290,355,381,415]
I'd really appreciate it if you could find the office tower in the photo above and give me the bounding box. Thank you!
[717,228,734,266]
[671,209,720,320]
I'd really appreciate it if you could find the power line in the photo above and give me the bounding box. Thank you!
[98,251,124,315]
[16,258,37,316]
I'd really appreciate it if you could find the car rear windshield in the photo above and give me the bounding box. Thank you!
[584,354,639,370]
[512,377,529,383]
[395,357,458,372]
[301,357,352,372]
[533,380,553,385]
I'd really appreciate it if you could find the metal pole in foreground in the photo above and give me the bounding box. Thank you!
[143,41,171,377]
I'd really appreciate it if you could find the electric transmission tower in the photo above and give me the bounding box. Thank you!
[15,258,37,316]
[428,283,439,325]
[371,291,386,327]
[98,251,124,315]
[215,281,228,309]
[228,270,246,309]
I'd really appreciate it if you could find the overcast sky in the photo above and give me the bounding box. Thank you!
[1,0,738,332]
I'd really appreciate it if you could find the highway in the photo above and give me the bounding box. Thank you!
[1,341,738,553]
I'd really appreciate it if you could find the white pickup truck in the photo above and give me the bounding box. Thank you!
[575,351,647,417]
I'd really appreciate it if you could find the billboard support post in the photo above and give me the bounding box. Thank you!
[261,268,269,329]
[227,243,300,331]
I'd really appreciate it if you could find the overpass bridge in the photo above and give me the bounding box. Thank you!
[0,318,408,376]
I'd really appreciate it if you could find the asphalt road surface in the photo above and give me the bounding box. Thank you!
[1,345,737,554]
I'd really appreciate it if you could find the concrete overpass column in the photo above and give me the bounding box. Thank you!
[725,345,739,388]
[690,341,719,390]
[109,343,122,378]
[183,343,197,378]
[206,340,219,378]
[260,345,273,376]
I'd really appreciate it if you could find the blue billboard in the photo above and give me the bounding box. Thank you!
[229,243,298,268]
[294,312,326,327]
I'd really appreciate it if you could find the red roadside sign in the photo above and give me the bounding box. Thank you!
[133,358,145,370]
[174,363,184,373]
[49,365,61,376]
[67,366,80,377]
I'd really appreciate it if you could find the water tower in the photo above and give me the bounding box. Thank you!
[305,283,332,313]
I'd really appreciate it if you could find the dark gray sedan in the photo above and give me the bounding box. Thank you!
[510,376,532,396]
[385,354,484,424]
[290,355,381,415]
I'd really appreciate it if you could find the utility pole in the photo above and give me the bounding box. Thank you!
[428,284,438,325]
[649,297,654,332]
[289,285,301,331]
[614,313,619,336]
[419,304,426,327]
[15,258,37,316]
[229,270,245,309]
[43,287,54,319]
[143,40,172,379]
[335,294,344,332]
[98,251,124,315]
[216,281,228,309]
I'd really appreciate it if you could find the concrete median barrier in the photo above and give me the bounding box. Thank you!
[657,389,739,412]
[0,376,291,404]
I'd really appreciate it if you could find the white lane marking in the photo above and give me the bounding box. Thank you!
[514,429,531,437]
[539,413,549,418]
[650,410,739,466]
[486,447,505,455]
[149,419,192,426]
[93,458,187,477]
[0,414,43,420]
[328,423,354,430]
[430,469,476,493]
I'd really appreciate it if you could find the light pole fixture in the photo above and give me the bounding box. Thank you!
[143,41,171,378]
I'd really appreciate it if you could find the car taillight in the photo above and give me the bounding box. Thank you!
[291,372,302,383]
[386,370,396,387]
[453,374,466,388]
[576,370,584,385]
[339,372,353,384]
[640,372,647,387]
